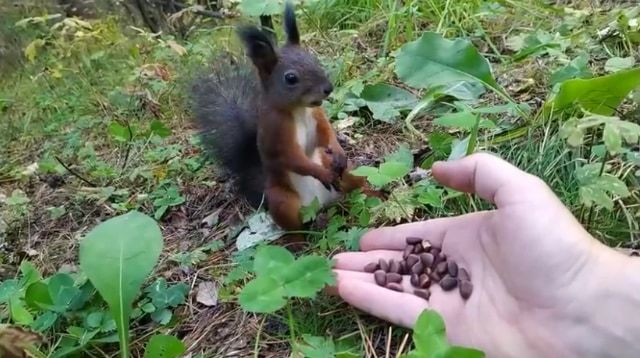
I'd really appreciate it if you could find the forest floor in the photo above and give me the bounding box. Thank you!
[0,1,639,357]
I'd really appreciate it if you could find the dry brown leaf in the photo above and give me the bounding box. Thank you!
[0,325,43,358]
[196,281,218,307]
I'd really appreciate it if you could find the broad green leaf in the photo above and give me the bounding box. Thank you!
[449,136,471,161]
[31,311,58,332]
[238,0,281,17]
[283,256,335,298]
[150,121,171,138]
[0,279,19,303]
[604,57,635,73]
[379,162,411,180]
[238,276,287,313]
[48,273,81,312]
[25,282,53,310]
[579,185,614,210]
[9,296,34,325]
[254,245,295,277]
[595,175,630,197]
[359,84,418,122]
[19,261,41,287]
[150,309,172,325]
[441,81,486,101]
[417,186,444,208]
[395,32,501,93]
[79,211,163,356]
[409,310,485,358]
[433,111,495,131]
[603,123,622,154]
[143,334,186,358]
[295,335,336,358]
[545,67,640,115]
[350,166,378,177]
[144,279,188,309]
[550,55,592,85]
[384,144,414,168]
[108,122,130,142]
[368,173,393,187]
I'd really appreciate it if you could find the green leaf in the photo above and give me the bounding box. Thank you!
[238,276,287,313]
[9,295,33,325]
[368,173,394,187]
[350,166,378,177]
[282,256,335,298]
[395,32,501,94]
[433,111,495,131]
[79,211,163,356]
[379,162,411,180]
[595,175,630,197]
[550,55,591,85]
[294,335,336,358]
[238,0,281,17]
[254,245,295,277]
[150,121,171,138]
[150,308,172,325]
[25,282,53,310]
[108,122,130,142]
[604,57,635,73]
[19,261,41,287]
[300,197,322,224]
[407,310,485,358]
[31,311,58,332]
[48,273,81,312]
[144,335,186,358]
[603,123,622,154]
[144,278,189,309]
[579,185,614,210]
[384,144,414,168]
[546,67,640,115]
[0,279,20,303]
[359,84,418,122]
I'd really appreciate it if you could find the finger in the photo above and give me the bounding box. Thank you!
[333,269,417,292]
[360,217,453,251]
[432,152,550,207]
[334,273,429,328]
[333,251,403,271]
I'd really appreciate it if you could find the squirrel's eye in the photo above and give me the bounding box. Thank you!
[284,72,299,85]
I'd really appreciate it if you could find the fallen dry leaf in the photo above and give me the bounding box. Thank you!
[196,281,218,307]
[0,325,43,358]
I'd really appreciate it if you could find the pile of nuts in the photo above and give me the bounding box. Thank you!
[364,237,473,301]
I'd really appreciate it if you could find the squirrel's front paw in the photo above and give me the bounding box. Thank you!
[318,169,341,192]
[325,147,347,177]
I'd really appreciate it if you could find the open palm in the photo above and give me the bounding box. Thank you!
[331,153,620,357]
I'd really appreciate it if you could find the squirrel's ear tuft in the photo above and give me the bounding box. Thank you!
[283,2,299,45]
[238,26,278,77]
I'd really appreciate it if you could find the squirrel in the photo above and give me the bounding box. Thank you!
[191,2,379,241]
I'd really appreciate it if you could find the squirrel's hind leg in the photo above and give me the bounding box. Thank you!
[265,185,307,250]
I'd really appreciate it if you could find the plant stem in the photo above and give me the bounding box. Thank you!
[287,302,296,343]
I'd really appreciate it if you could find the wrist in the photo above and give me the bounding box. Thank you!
[570,244,640,357]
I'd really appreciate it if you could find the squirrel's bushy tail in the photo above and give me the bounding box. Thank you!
[190,56,264,207]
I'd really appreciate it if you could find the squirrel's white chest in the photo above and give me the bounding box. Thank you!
[292,108,317,155]
[289,108,339,207]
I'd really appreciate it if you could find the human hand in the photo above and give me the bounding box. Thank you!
[330,153,631,357]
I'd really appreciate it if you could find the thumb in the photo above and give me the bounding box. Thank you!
[431,152,549,207]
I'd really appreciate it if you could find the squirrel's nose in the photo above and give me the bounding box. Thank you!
[323,83,333,96]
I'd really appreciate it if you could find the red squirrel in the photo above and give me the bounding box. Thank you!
[191,2,378,240]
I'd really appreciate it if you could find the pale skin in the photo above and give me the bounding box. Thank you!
[329,153,640,357]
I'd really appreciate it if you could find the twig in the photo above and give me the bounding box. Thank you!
[55,156,97,187]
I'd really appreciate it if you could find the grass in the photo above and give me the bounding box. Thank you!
[0,0,639,357]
